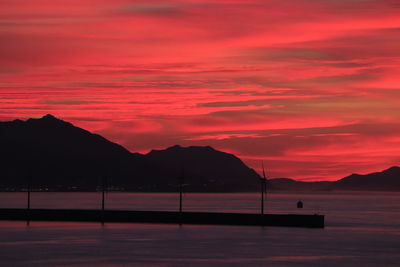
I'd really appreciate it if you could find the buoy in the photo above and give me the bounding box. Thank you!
[297,200,303,209]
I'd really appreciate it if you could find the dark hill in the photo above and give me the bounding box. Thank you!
[144,145,259,191]
[333,166,400,191]
[0,115,260,191]
[2,115,399,192]
[0,114,148,190]
[267,167,400,191]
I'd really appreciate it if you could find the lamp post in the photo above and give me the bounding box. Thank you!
[102,176,107,212]
[260,162,267,215]
[178,169,184,214]
[26,176,31,226]
[27,177,31,210]
[101,176,108,224]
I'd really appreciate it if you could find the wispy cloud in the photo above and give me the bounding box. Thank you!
[1,0,400,179]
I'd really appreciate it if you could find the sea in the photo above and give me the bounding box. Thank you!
[0,192,399,266]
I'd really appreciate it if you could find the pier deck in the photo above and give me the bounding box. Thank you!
[0,208,324,228]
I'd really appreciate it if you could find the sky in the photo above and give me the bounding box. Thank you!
[1,0,400,181]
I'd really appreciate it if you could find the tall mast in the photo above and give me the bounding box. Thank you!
[178,168,184,214]
[27,176,31,210]
[102,176,107,212]
[260,162,267,215]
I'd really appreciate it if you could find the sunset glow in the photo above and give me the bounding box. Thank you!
[1,0,400,180]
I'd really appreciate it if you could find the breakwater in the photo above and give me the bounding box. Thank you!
[0,208,324,228]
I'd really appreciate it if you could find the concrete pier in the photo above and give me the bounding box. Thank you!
[0,208,324,228]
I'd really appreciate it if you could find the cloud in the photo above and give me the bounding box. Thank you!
[37,98,96,105]
[117,3,184,16]
[1,0,400,180]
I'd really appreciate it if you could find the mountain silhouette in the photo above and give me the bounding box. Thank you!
[332,166,400,191]
[0,115,260,191]
[267,166,400,191]
[144,145,260,191]
[1,115,399,191]
[0,114,146,190]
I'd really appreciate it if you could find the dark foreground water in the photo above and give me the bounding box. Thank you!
[0,192,399,266]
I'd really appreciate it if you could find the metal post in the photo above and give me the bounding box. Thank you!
[260,162,267,216]
[179,183,183,214]
[27,178,31,210]
[264,180,267,208]
[26,177,31,226]
[261,180,264,215]
[178,168,184,225]
[102,186,105,212]
[101,176,107,225]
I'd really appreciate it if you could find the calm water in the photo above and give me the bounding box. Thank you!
[0,192,399,266]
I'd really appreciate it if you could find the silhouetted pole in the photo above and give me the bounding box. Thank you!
[102,179,105,212]
[178,170,184,214]
[260,162,268,215]
[27,177,31,210]
[179,187,183,213]
[260,180,264,215]
[101,176,107,224]
[26,176,31,226]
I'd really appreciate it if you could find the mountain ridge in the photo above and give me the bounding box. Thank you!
[0,114,399,191]
[0,115,259,191]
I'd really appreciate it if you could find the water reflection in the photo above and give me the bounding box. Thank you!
[0,192,399,266]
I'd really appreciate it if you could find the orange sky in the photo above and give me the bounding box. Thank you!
[1,0,400,180]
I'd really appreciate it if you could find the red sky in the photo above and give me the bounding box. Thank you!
[1,0,400,180]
